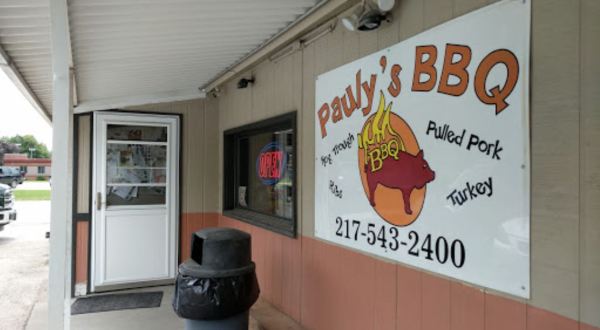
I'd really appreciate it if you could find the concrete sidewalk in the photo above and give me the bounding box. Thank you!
[27,286,184,330]
[26,284,299,330]
[26,285,268,330]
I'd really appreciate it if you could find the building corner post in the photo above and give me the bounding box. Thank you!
[48,0,73,328]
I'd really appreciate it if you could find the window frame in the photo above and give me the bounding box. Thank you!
[223,112,297,238]
[38,166,45,174]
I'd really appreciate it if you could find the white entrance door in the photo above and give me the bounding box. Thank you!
[92,112,179,292]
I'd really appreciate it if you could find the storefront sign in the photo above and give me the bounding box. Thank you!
[257,142,286,185]
[314,0,530,298]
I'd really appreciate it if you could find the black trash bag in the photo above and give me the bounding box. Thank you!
[172,272,260,320]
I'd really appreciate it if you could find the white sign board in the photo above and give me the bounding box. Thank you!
[314,0,530,298]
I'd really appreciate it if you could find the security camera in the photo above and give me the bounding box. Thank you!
[207,87,221,98]
[237,77,255,89]
[341,0,394,32]
[357,9,388,31]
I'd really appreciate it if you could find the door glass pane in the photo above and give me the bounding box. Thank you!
[107,144,166,184]
[107,124,167,142]
[105,123,168,207]
[106,186,166,206]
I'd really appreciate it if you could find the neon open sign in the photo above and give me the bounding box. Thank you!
[256,142,286,185]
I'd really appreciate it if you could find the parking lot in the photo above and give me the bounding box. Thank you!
[0,200,50,329]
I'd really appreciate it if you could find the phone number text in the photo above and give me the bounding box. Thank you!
[335,217,466,268]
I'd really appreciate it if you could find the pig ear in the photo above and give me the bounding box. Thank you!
[417,150,424,159]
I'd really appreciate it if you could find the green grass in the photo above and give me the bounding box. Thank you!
[13,190,51,201]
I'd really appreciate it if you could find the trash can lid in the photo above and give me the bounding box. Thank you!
[179,258,255,278]
[185,228,255,277]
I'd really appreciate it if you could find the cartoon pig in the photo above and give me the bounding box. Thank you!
[364,150,435,214]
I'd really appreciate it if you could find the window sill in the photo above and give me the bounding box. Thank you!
[223,209,296,238]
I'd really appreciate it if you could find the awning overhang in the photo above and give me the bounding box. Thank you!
[0,0,356,119]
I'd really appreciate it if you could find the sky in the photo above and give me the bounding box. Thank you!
[0,70,52,150]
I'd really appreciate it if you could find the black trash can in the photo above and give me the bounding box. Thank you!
[173,228,260,329]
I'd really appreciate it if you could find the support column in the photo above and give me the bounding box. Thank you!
[48,0,73,328]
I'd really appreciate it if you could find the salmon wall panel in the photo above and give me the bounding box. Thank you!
[281,234,302,321]
[373,261,397,330]
[299,237,398,330]
[526,305,579,330]
[75,221,89,284]
[449,282,484,330]
[484,293,526,330]
[421,272,451,330]
[185,213,600,329]
[396,266,422,330]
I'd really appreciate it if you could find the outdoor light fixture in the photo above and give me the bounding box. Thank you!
[237,77,255,89]
[341,0,395,32]
[341,8,361,32]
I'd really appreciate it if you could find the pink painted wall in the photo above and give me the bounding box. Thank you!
[180,213,598,330]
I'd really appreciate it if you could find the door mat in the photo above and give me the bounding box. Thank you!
[71,291,163,315]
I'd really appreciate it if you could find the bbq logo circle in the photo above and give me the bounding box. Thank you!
[357,92,435,226]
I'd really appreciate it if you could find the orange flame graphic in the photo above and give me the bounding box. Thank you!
[358,91,405,164]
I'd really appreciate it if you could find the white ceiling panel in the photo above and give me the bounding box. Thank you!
[0,0,321,116]
[68,0,320,107]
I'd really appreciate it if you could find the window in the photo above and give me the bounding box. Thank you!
[19,166,27,174]
[105,124,168,206]
[223,112,296,237]
[38,166,45,174]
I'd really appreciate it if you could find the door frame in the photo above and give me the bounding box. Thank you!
[90,111,180,292]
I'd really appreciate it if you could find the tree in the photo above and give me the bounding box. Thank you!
[0,135,51,158]
[0,141,20,165]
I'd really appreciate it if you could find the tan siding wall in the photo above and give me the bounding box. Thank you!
[76,115,91,214]
[208,0,600,326]
[530,0,581,320]
[217,49,305,226]
[580,0,600,327]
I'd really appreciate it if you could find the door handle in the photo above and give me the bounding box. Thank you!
[96,192,102,211]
